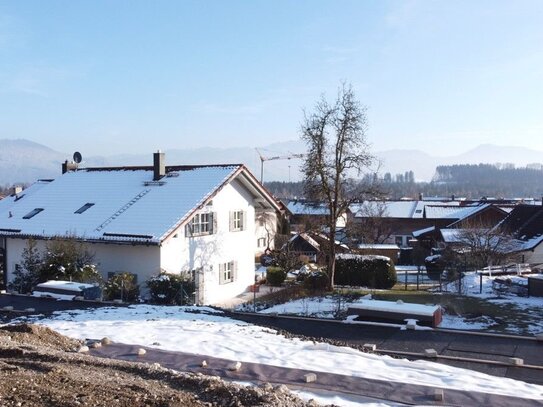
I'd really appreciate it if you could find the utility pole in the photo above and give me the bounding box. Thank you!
[255,149,305,183]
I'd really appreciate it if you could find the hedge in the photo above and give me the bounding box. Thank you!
[146,272,194,305]
[335,255,397,289]
[266,266,287,286]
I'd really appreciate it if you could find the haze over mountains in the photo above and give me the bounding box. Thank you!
[1,138,543,186]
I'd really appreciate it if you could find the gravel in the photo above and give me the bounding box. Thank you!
[0,324,326,407]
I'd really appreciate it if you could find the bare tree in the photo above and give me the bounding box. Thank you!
[301,83,376,289]
[347,201,393,245]
[449,219,518,271]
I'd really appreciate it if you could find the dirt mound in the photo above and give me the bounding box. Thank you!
[0,323,82,351]
[0,324,322,407]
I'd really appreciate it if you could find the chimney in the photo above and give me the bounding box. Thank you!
[153,150,165,181]
[451,194,455,201]
[419,193,423,201]
[62,160,78,174]
[11,186,23,195]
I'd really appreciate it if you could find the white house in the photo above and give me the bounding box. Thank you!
[0,152,282,305]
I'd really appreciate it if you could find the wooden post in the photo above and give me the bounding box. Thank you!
[479,273,483,294]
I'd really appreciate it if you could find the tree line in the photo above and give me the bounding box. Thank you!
[266,163,543,200]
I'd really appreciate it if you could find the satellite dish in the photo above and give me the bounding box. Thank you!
[73,151,82,164]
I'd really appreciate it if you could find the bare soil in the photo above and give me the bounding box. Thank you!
[0,324,322,407]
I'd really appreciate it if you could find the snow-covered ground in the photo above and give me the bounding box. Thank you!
[440,271,543,334]
[13,304,543,405]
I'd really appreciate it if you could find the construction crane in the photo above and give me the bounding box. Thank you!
[255,149,305,183]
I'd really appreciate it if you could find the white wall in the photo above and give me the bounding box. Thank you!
[160,179,257,305]
[5,238,160,290]
[521,246,543,264]
[255,210,277,254]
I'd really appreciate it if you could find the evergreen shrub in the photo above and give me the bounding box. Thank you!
[266,266,286,286]
[335,255,397,289]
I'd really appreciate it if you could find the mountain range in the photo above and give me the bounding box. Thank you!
[1,138,542,186]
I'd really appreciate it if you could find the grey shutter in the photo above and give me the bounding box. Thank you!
[212,212,217,234]
[229,211,234,232]
[185,223,192,237]
[242,211,247,231]
[219,263,224,284]
[232,261,237,282]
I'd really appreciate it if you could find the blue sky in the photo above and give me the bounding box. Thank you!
[1,0,542,156]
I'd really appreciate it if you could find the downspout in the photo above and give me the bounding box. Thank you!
[1,237,7,290]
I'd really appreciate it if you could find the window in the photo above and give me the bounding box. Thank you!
[395,236,404,247]
[187,212,214,236]
[257,237,267,248]
[23,208,44,219]
[75,203,95,214]
[219,261,236,284]
[230,210,244,232]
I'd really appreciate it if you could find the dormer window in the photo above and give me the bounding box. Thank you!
[75,203,95,214]
[23,208,44,219]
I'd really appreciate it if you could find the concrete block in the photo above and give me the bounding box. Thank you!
[424,348,438,358]
[405,319,418,330]
[508,357,524,366]
[363,343,377,352]
[434,388,444,402]
[228,361,242,371]
[304,373,317,383]
[137,348,146,356]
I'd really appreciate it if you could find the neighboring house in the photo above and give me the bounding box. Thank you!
[412,204,509,250]
[498,205,543,265]
[350,200,507,249]
[0,152,282,305]
[286,200,348,232]
[286,232,350,265]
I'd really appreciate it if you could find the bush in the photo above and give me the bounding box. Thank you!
[103,273,139,302]
[266,266,287,286]
[425,254,445,281]
[335,255,397,289]
[147,272,195,305]
[303,271,329,291]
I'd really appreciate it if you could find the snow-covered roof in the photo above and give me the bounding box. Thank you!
[287,200,330,216]
[0,165,276,244]
[440,228,464,243]
[350,201,418,218]
[357,244,399,250]
[412,226,435,237]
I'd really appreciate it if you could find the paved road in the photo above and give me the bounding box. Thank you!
[228,312,543,386]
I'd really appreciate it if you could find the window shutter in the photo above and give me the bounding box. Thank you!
[242,211,247,231]
[219,263,224,284]
[185,223,191,237]
[229,211,234,232]
[232,261,237,282]
[212,212,217,234]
